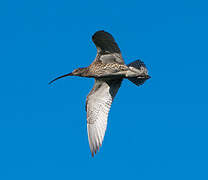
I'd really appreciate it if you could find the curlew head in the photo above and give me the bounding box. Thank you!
[49,67,88,84]
[71,67,88,76]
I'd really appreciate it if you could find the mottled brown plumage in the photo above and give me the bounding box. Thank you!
[49,30,150,156]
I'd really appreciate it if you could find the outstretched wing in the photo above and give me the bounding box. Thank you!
[92,30,125,64]
[86,79,122,156]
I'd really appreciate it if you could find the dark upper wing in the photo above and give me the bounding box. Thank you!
[86,79,122,156]
[92,30,125,64]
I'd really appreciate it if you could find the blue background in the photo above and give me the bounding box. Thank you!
[0,0,208,179]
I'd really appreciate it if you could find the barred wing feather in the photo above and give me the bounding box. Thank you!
[86,79,122,156]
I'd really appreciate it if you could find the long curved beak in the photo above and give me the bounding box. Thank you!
[49,72,73,84]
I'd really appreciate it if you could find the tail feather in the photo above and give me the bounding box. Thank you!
[128,77,148,86]
[127,60,150,86]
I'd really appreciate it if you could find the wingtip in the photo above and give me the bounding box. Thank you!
[92,30,113,41]
[90,145,102,157]
[92,30,105,37]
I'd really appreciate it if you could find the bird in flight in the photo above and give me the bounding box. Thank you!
[49,30,150,156]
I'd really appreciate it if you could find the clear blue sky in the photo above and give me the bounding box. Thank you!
[0,0,208,179]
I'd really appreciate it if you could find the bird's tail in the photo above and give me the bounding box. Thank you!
[127,60,150,86]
